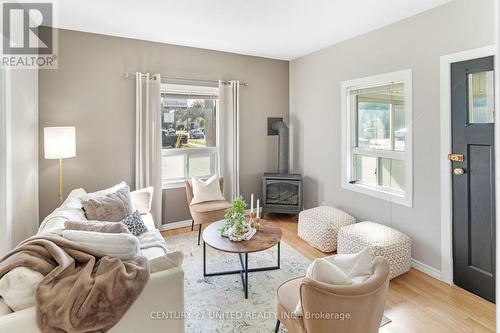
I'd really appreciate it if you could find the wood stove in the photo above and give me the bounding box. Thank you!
[262,118,303,215]
[262,173,303,214]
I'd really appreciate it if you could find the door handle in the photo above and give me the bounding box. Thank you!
[448,153,464,162]
[453,168,465,176]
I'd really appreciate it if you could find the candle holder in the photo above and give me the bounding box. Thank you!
[255,217,261,231]
[248,212,256,228]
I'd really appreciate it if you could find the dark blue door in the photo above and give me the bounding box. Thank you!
[451,56,495,303]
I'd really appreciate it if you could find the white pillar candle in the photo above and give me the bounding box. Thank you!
[250,194,254,214]
[256,199,260,218]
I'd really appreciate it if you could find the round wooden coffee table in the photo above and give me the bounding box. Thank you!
[202,219,282,299]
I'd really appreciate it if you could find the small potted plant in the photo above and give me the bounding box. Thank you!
[222,197,249,239]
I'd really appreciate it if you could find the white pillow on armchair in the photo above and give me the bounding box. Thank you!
[190,175,224,205]
[294,247,375,316]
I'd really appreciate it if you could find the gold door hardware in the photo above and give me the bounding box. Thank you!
[453,168,465,176]
[448,153,464,162]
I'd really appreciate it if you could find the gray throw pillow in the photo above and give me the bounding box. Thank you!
[121,211,148,236]
[81,186,134,222]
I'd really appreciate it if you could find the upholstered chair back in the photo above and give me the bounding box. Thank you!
[300,257,390,333]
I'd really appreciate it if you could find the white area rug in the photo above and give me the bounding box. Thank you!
[166,230,391,332]
[166,230,310,332]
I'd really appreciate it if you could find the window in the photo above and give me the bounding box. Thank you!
[468,70,495,123]
[161,84,219,187]
[341,69,413,206]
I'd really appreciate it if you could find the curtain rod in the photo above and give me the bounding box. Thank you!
[124,73,248,86]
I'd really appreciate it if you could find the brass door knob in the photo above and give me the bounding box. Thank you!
[453,168,465,176]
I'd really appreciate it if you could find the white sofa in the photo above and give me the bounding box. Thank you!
[0,187,185,333]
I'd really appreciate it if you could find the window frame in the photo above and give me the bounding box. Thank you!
[341,69,413,207]
[160,83,220,189]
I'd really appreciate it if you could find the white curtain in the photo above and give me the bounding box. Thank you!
[219,80,240,200]
[135,73,162,226]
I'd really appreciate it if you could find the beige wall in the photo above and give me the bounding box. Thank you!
[289,0,494,271]
[39,29,289,222]
[162,187,191,224]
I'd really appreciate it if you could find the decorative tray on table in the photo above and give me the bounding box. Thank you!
[222,224,256,242]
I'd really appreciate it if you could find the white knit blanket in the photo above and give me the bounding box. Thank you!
[138,229,168,254]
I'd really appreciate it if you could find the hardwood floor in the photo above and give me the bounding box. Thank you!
[162,215,496,332]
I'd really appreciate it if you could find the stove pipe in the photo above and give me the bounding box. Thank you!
[272,121,289,174]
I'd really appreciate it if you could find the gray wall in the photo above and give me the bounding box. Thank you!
[39,29,289,223]
[289,0,494,271]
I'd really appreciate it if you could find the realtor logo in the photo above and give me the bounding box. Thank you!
[1,1,57,68]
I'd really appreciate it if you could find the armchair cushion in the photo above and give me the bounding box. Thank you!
[189,200,232,214]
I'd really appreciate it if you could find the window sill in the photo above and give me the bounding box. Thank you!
[162,175,215,190]
[341,181,413,208]
[162,181,186,190]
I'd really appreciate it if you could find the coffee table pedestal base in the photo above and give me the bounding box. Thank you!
[203,241,281,299]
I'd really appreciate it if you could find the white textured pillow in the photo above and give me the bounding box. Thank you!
[130,187,154,214]
[325,246,374,280]
[38,207,88,235]
[190,175,224,205]
[0,297,12,316]
[60,188,87,209]
[80,181,127,200]
[0,267,44,311]
[294,247,374,316]
[62,230,141,260]
[38,188,89,235]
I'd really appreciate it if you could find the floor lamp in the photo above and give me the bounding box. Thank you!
[44,127,76,203]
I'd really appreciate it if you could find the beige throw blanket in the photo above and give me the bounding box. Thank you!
[0,234,150,333]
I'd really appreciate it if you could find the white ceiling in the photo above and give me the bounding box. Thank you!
[56,0,451,60]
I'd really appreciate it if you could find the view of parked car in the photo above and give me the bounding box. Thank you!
[190,129,205,139]
[162,130,188,148]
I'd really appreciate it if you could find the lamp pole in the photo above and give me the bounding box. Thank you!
[59,158,63,203]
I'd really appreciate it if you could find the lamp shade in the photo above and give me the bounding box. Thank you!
[44,127,76,159]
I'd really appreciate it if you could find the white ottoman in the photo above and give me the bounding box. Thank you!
[337,221,411,279]
[298,206,356,252]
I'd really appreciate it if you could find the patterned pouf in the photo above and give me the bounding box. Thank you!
[298,206,356,252]
[337,221,411,279]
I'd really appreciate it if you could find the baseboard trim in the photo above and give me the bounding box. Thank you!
[159,219,193,231]
[411,258,441,280]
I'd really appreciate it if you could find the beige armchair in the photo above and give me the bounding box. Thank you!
[185,177,231,245]
[275,257,390,333]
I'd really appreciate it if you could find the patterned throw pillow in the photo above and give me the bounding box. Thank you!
[121,211,148,236]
